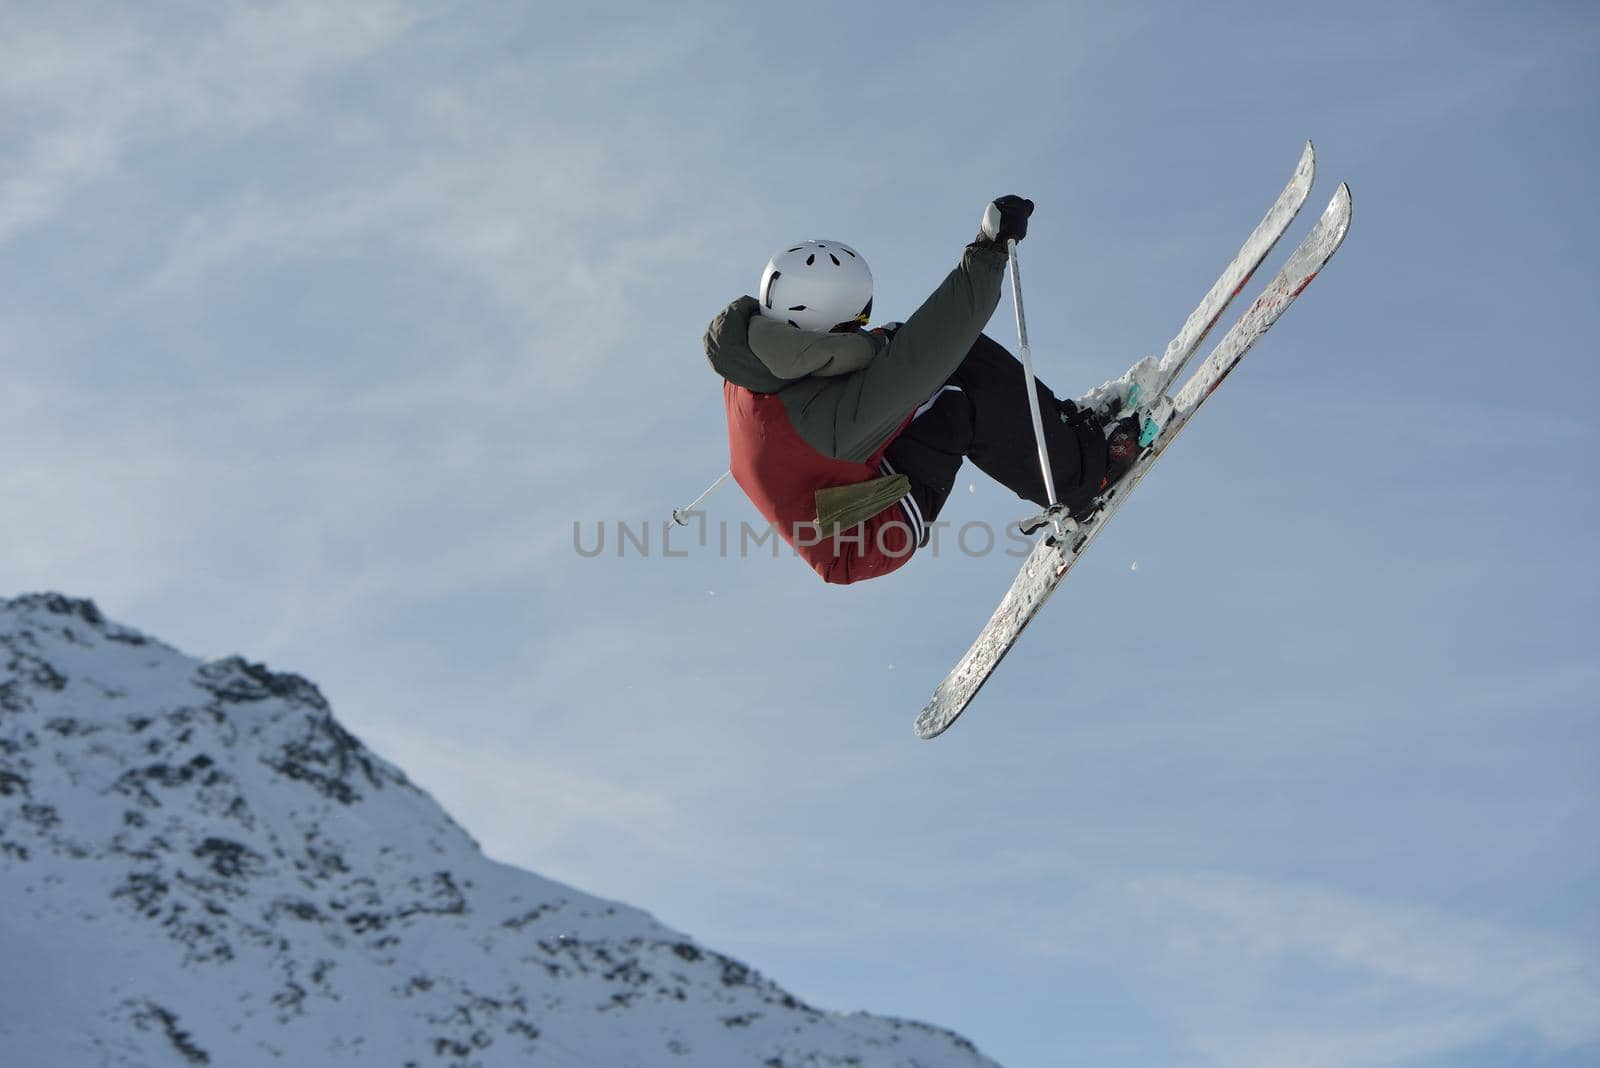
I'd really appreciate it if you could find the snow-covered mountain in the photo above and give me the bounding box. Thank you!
[0,593,998,1068]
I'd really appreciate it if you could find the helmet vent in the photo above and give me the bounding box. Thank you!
[805,254,816,266]
[788,305,806,311]
[829,253,841,266]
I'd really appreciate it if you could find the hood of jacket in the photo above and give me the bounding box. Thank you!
[705,296,878,393]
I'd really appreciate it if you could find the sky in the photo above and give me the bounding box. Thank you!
[1,2,1596,1066]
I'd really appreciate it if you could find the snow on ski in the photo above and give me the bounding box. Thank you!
[914,182,1354,741]
[1149,140,1316,397]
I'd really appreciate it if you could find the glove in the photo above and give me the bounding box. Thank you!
[977,195,1034,247]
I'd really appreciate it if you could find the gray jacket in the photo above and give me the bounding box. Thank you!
[705,243,1009,462]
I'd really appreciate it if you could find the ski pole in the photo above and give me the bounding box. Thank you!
[1007,239,1062,517]
[672,470,730,525]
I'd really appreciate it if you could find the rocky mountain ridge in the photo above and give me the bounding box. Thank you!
[0,593,998,1068]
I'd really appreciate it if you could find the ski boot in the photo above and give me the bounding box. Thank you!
[1102,412,1144,487]
[1051,400,1143,520]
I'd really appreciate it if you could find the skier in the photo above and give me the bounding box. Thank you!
[704,196,1141,585]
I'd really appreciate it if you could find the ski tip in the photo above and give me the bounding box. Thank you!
[914,701,958,740]
[1331,183,1354,235]
[1295,140,1315,183]
[1321,182,1353,224]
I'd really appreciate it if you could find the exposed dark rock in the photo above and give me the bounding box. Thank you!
[128,1001,210,1065]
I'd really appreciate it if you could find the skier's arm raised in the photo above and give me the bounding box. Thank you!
[829,196,1033,462]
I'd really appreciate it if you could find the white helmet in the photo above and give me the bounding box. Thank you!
[757,240,873,332]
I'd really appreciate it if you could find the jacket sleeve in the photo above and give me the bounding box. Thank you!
[829,244,1008,461]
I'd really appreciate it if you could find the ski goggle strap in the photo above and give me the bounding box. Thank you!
[832,297,872,333]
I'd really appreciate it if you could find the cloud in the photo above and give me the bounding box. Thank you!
[365,717,690,835]
[0,2,752,648]
[1113,872,1600,1067]
[0,1,423,242]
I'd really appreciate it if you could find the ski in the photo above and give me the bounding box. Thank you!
[1149,140,1317,398]
[914,183,1354,740]
[1078,141,1317,420]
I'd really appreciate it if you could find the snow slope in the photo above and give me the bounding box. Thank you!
[0,593,999,1068]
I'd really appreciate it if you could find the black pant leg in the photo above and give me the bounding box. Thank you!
[881,387,971,545]
[947,335,1106,510]
[884,334,1108,538]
